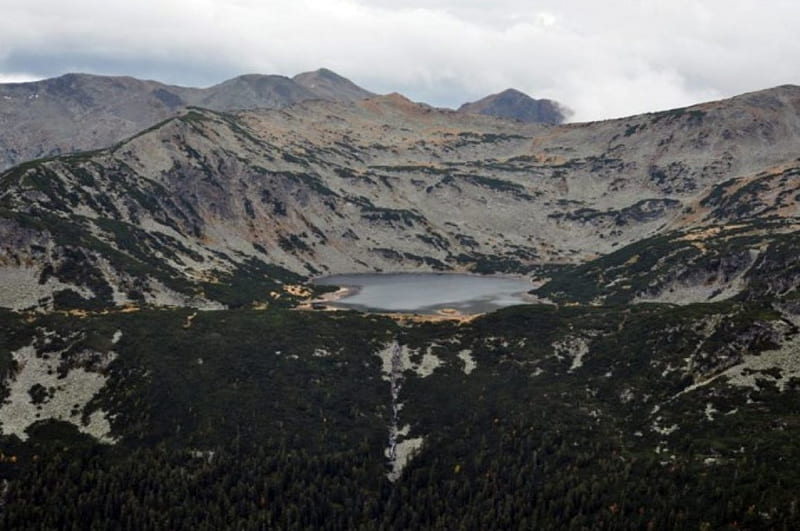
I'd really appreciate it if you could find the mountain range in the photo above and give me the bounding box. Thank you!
[0,70,799,528]
[2,83,799,310]
[0,68,370,170]
[0,69,565,171]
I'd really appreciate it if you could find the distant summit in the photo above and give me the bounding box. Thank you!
[195,74,319,109]
[458,88,568,124]
[293,68,374,102]
[0,69,374,170]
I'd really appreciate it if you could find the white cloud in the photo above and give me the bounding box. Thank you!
[1,0,800,121]
[0,73,41,84]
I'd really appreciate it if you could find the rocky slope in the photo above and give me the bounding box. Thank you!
[1,85,800,311]
[458,88,568,124]
[0,68,372,170]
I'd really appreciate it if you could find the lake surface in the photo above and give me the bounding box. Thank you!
[314,273,534,314]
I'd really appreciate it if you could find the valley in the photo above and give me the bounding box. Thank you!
[312,272,535,314]
[0,73,799,528]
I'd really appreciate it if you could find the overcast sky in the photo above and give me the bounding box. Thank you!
[2,0,799,121]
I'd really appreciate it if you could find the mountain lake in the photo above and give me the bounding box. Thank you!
[312,273,535,315]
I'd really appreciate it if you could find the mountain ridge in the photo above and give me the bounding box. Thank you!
[293,68,375,101]
[0,68,374,170]
[0,70,580,171]
[2,84,800,311]
[458,87,569,124]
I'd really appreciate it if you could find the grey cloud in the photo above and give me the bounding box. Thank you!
[2,0,799,121]
[1,51,242,88]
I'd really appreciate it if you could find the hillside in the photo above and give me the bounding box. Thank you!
[2,86,800,310]
[0,69,373,170]
[0,84,799,528]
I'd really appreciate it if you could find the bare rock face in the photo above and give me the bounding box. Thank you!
[0,69,374,170]
[458,88,568,124]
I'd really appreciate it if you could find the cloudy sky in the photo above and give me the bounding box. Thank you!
[2,0,799,121]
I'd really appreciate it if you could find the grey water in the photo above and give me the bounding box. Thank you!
[314,273,534,314]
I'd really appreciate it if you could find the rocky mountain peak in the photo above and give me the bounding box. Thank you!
[458,88,568,124]
[197,74,317,109]
[293,67,374,102]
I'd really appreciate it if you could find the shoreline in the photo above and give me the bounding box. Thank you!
[297,285,359,312]
[301,272,551,318]
[317,285,359,303]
